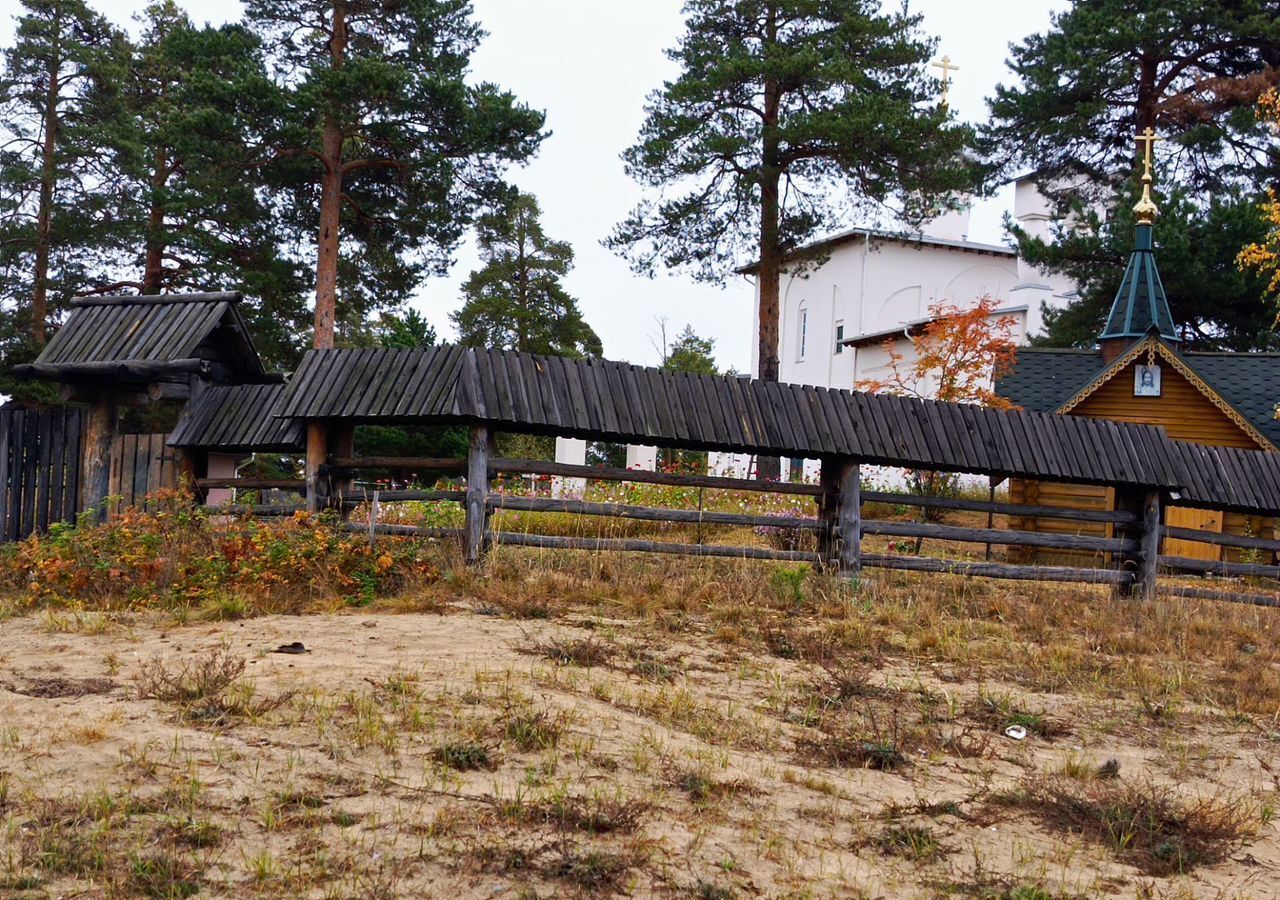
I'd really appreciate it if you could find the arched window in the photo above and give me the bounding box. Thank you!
[797,303,809,361]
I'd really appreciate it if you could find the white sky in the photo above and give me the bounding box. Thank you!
[1,0,1070,371]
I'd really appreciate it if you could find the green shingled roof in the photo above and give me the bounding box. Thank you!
[1100,224,1179,343]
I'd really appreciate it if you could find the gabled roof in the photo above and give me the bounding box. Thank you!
[169,383,304,453]
[15,292,267,382]
[735,226,1016,275]
[996,339,1280,451]
[995,347,1105,412]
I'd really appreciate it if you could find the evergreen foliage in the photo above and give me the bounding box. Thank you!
[243,0,546,348]
[0,0,119,400]
[659,324,719,376]
[982,0,1280,349]
[608,0,973,387]
[453,192,601,357]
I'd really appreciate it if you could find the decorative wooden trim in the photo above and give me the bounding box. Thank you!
[1056,337,1277,453]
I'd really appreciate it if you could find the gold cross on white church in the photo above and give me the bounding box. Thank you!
[932,55,959,109]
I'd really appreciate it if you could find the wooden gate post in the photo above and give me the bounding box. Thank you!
[465,425,491,565]
[1114,488,1163,599]
[305,421,328,513]
[331,423,356,521]
[819,456,861,577]
[81,394,118,521]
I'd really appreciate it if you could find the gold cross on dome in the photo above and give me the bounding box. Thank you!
[932,55,959,109]
[1133,126,1163,224]
[1135,126,1163,178]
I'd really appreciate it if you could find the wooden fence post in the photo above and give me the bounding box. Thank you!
[1135,489,1163,601]
[305,422,328,514]
[820,457,861,577]
[81,394,117,521]
[332,423,356,521]
[1114,487,1163,599]
[465,425,490,565]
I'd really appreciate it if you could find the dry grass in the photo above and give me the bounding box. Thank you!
[997,776,1262,876]
[2,517,1280,897]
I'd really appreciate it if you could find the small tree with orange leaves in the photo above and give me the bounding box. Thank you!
[1238,89,1280,306]
[856,295,1018,505]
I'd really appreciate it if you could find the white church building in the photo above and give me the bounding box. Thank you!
[711,176,1079,481]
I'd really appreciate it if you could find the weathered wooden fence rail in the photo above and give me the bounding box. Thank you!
[291,429,1182,600]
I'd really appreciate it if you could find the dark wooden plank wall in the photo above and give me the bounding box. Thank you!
[0,407,85,542]
[107,433,178,514]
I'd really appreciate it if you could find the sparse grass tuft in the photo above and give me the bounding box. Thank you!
[872,824,946,862]
[524,634,614,667]
[432,742,493,771]
[504,708,568,752]
[132,646,294,724]
[1002,776,1258,875]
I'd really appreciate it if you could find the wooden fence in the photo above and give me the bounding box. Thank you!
[263,424,1271,608]
[106,433,181,515]
[0,407,84,542]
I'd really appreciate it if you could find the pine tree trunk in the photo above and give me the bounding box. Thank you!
[32,12,62,348]
[142,146,168,294]
[313,0,348,351]
[755,3,783,481]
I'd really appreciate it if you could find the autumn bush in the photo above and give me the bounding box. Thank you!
[0,490,441,616]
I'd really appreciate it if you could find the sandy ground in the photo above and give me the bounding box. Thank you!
[1,607,1278,898]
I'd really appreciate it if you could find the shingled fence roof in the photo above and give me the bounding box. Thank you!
[170,383,305,453]
[14,292,268,383]
[276,346,1280,516]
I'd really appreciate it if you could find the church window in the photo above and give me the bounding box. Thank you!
[834,322,844,354]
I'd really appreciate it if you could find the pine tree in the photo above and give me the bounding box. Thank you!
[1032,187,1278,350]
[244,0,546,350]
[981,0,1280,202]
[657,322,719,376]
[452,192,602,358]
[983,1,1280,350]
[93,2,310,369]
[607,0,972,475]
[0,0,118,351]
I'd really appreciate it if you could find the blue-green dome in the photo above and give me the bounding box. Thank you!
[1100,223,1179,343]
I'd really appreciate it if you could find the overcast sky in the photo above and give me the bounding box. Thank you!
[2,0,1070,371]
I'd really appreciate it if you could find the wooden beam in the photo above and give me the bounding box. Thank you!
[342,490,466,507]
[80,394,117,520]
[862,553,1131,585]
[1136,490,1163,601]
[819,458,860,576]
[305,422,327,513]
[492,531,822,563]
[1159,585,1280,608]
[861,520,1133,554]
[490,457,825,497]
[1159,555,1280,580]
[465,425,490,565]
[1162,526,1280,554]
[327,456,468,472]
[861,490,1138,525]
[196,478,306,491]
[487,494,824,530]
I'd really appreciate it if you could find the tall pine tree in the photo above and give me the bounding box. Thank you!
[244,0,546,349]
[607,0,972,473]
[981,0,1280,202]
[97,2,309,368]
[0,0,118,351]
[453,192,601,358]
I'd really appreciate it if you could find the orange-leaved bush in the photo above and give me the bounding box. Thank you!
[1238,90,1280,305]
[0,490,440,614]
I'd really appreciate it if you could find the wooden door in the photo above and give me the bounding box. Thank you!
[1164,506,1224,561]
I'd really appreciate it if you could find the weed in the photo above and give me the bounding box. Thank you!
[971,691,1065,739]
[872,825,945,862]
[549,846,635,891]
[126,852,202,899]
[132,646,293,723]
[504,709,568,752]
[433,742,493,771]
[525,635,614,667]
[1002,776,1258,876]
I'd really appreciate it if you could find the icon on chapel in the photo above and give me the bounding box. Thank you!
[1134,364,1161,397]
